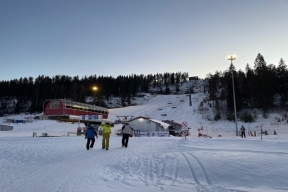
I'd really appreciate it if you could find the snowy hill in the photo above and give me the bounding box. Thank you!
[1,89,288,192]
[108,92,287,139]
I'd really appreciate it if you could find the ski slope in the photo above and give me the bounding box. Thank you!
[109,94,200,123]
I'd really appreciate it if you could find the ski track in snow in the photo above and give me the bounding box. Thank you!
[176,142,232,192]
[97,138,239,192]
[101,143,281,192]
[1,134,288,191]
[177,144,288,156]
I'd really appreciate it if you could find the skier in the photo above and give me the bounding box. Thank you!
[100,122,114,150]
[85,124,98,150]
[240,125,246,138]
[121,122,134,148]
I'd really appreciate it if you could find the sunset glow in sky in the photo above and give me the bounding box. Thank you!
[1,0,287,81]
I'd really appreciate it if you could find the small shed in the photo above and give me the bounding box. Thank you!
[128,116,171,137]
[0,124,13,131]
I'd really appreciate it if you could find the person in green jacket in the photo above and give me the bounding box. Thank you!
[100,122,114,150]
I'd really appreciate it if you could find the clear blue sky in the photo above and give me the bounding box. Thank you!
[1,0,287,81]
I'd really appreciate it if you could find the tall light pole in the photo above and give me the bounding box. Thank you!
[227,55,238,136]
[92,86,97,105]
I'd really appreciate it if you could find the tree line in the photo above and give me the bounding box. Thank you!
[0,72,189,114]
[206,53,287,120]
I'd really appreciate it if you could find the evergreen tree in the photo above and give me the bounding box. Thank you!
[276,58,288,100]
[253,53,274,116]
[245,64,255,109]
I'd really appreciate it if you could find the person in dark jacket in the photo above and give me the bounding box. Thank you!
[85,124,98,150]
[240,125,246,138]
[121,122,134,148]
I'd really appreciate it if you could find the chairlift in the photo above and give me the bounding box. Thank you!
[167,100,172,104]
[161,109,167,116]
[180,99,184,102]
[158,107,163,110]
[172,105,177,108]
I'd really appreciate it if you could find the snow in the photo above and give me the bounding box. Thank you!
[146,118,171,130]
[1,93,288,192]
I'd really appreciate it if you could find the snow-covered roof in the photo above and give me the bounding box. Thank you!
[128,116,171,130]
[149,118,170,130]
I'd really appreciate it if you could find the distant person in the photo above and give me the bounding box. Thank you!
[85,124,98,150]
[240,125,246,138]
[77,127,82,136]
[100,122,114,150]
[121,122,134,148]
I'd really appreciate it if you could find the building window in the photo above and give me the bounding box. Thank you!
[50,100,60,109]
[66,102,71,108]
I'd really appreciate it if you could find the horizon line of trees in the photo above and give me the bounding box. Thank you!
[206,53,287,118]
[2,53,287,118]
[0,72,189,114]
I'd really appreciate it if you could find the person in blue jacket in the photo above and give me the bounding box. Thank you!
[85,124,98,150]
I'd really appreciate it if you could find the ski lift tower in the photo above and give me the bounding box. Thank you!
[189,86,192,106]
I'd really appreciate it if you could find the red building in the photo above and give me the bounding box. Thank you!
[43,99,109,119]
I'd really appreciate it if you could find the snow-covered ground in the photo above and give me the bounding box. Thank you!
[1,93,288,192]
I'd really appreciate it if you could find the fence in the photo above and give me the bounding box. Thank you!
[187,124,288,140]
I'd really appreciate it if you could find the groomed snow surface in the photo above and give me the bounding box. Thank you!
[1,94,288,192]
